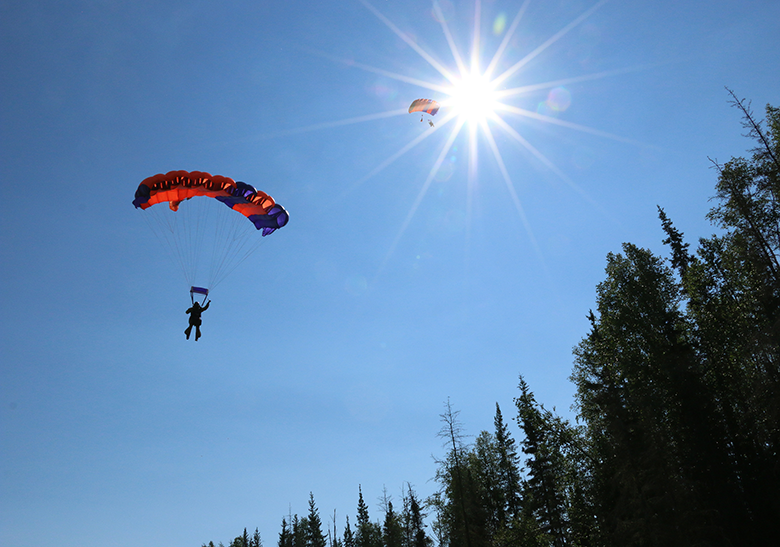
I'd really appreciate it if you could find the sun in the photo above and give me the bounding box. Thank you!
[293,0,627,274]
[445,70,500,126]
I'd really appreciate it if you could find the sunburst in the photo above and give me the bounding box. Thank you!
[355,0,625,266]
[287,0,640,273]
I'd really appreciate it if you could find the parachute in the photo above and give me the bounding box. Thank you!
[133,170,289,295]
[408,98,440,116]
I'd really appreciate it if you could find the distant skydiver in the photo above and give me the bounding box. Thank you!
[185,300,210,341]
[409,98,440,126]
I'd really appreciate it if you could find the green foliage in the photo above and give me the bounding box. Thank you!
[570,97,780,545]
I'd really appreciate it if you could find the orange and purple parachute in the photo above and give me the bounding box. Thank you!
[133,170,289,293]
[408,98,440,116]
[133,170,288,236]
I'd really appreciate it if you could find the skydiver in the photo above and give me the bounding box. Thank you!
[429,120,435,127]
[185,300,210,341]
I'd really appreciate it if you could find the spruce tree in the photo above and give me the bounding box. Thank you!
[381,500,403,547]
[515,377,572,547]
[493,404,522,526]
[408,490,432,547]
[251,528,263,547]
[306,493,327,547]
[343,515,355,547]
[355,486,382,547]
[278,518,293,547]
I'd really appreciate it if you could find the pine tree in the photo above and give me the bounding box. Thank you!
[229,529,250,547]
[343,515,355,547]
[355,486,382,547]
[278,518,293,547]
[432,399,491,547]
[305,493,327,547]
[292,515,309,547]
[515,377,573,547]
[407,488,432,547]
[381,500,403,547]
[251,528,263,547]
[493,404,522,527]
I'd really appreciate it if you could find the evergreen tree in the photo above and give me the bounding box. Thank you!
[343,515,355,547]
[405,486,432,547]
[493,403,522,525]
[355,486,382,547]
[471,431,503,540]
[432,400,491,547]
[306,493,327,547]
[381,500,403,547]
[251,528,263,547]
[571,244,730,545]
[515,377,578,547]
[229,529,250,547]
[278,518,293,547]
[292,515,309,547]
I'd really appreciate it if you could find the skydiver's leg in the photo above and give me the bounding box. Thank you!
[195,325,202,341]
[185,325,192,339]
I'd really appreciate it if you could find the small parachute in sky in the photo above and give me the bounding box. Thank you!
[409,98,440,123]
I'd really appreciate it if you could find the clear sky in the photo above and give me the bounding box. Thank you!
[1,0,778,545]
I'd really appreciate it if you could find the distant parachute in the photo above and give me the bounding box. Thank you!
[409,98,440,119]
[133,170,289,294]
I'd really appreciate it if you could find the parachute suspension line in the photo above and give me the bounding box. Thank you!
[140,204,191,287]
[185,195,208,287]
[206,205,268,292]
[186,195,214,290]
[201,197,230,290]
[209,198,238,289]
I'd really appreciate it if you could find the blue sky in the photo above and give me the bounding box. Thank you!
[1,0,778,545]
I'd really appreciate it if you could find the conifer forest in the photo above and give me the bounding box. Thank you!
[203,97,780,547]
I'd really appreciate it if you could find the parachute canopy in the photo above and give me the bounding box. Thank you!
[408,99,440,116]
[133,170,289,293]
[133,170,289,236]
